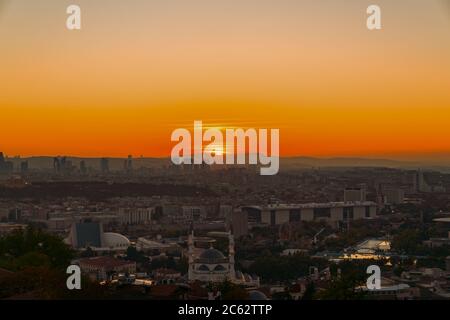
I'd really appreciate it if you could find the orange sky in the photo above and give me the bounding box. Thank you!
[1,0,450,159]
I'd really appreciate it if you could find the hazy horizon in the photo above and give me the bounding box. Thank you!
[3,152,450,169]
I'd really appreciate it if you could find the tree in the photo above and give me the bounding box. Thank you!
[247,254,327,282]
[80,247,95,258]
[0,226,74,271]
[272,291,292,300]
[126,246,148,264]
[301,282,316,300]
[392,230,422,254]
[317,276,366,300]
[217,280,249,300]
[174,256,188,273]
[15,252,51,270]
[0,266,108,300]
[317,262,368,300]
[0,227,112,300]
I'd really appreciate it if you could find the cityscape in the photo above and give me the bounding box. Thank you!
[1,151,450,300]
[1,0,450,309]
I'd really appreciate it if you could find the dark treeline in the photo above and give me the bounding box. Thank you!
[0,181,216,200]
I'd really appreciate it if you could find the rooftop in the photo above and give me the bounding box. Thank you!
[78,256,135,269]
[245,201,377,210]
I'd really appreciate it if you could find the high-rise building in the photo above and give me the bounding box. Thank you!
[123,155,133,173]
[80,160,87,175]
[53,156,68,174]
[344,187,366,202]
[416,169,432,193]
[127,155,133,172]
[0,152,13,174]
[53,157,61,174]
[383,188,405,205]
[226,209,249,238]
[100,158,109,174]
[20,161,28,174]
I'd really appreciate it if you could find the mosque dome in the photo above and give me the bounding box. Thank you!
[248,290,268,300]
[198,248,226,263]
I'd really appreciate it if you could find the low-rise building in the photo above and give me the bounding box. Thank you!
[0,223,27,236]
[78,256,136,281]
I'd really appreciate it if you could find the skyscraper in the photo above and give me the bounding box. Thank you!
[80,160,87,175]
[226,209,249,238]
[20,161,28,174]
[100,158,109,174]
[0,152,13,174]
[416,169,432,193]
[125,155,133,173]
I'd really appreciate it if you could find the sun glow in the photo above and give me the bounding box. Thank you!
[203,126,227,156]
[204,143,225,157]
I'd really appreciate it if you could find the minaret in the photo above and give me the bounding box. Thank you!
[228,231,235,280]
[188,229,195,281]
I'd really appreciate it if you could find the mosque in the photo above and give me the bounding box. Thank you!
[187,231,260,288]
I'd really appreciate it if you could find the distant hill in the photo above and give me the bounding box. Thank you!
[280,156,419,169]
[4,155,450,171]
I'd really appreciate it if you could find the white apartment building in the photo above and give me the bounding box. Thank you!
[118,207,153,225]
[243,201,377,227]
